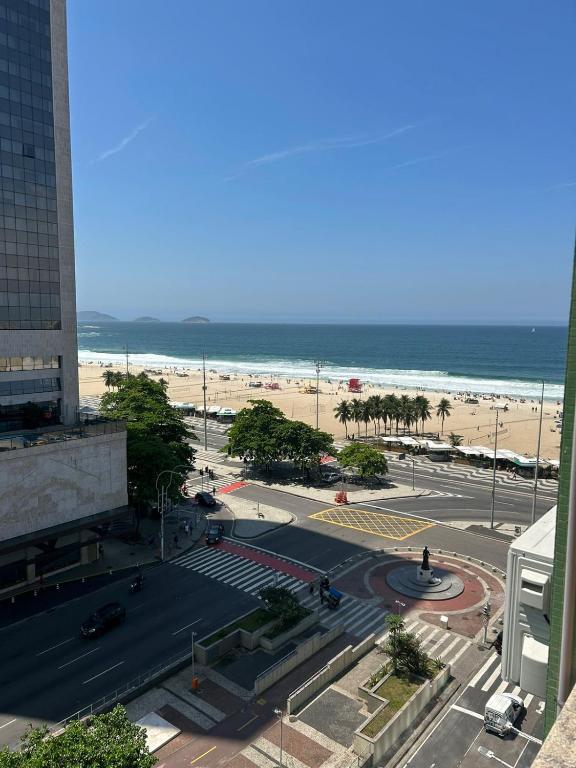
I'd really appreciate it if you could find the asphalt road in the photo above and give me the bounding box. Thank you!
[0,560,259,748]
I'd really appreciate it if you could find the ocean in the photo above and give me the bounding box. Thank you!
[77,323,567,401]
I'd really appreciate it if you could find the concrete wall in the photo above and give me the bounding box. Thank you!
[502,545,552,688]
[287,634,375,715]
[254,625,343,695]
[0,430,128,542]
[354,665,451,763]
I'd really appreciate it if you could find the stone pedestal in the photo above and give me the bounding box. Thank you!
[416,566,442,586]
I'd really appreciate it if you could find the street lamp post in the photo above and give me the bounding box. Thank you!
[490,408,502,530]
[395,600,406,616]
[191,630,197,684]
[412,458,415,491]
[531,380,545,526]
[314,360,323,430]
[273,708,283,767]
[477,745,513,768]
[156,464,191,561]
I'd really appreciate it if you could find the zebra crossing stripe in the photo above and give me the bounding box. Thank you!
[496,680,508,694]
[468,653,498,688]
[438,636,461,660]
[214,561,258,582]
[481,664,502,692]
[448,640,471,665]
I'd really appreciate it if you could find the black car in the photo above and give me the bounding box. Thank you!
[80,602,126,638]
[206,523,224,545]
[195,491,216,507]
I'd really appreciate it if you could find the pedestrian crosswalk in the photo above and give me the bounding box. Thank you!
[193,448,227,465]
[185,472,239,495]
[170,547,306,596]
[376,618,473,669]
[169,545,389,639]
[467,651,544,711]
[297,589,388,639]
[186,416,230,434]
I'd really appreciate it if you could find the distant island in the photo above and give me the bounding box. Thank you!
[77,311,118,322]
[133,316,161,322]
[182,316,210,324]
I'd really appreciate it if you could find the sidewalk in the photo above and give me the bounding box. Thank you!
[0,502,207,629]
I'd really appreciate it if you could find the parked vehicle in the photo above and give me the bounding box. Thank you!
[195,491,216,507]
[206,523,224,545]
[321,471,341,484]
[484,692,524,736]
[80,602,126,638]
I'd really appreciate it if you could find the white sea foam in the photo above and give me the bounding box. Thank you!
[78,349,564,401]
[78,332,101,337]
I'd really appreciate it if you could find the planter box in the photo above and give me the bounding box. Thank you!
[354,666,451,763]
[259,611,318,652]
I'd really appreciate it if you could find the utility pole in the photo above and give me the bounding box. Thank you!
[273,709,283,767]
[412,458,415,491]
[531,381,545,526]
[314,360,323,429]
[202,353,208,450]
[124,345,129,375]
[490,409,500,530]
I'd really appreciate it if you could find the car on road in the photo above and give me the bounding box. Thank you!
[195,491,216,507]
[80,602,126,638]
[206,523,224,545]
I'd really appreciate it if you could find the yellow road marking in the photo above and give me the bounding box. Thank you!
[309,507,434,541]
[190,746,216,764]
[237,714,259,731]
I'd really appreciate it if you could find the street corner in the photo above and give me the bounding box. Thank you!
[308,506,435,541]
[366,552,505,632]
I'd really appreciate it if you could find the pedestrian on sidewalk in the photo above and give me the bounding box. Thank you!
[212,486,216,495]
[184,521,189,536]
[173,533,179,549]
[309,582,315,595]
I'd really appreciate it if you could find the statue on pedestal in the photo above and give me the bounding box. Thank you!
[421,546,430,571]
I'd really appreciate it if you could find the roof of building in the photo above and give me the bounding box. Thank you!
[510,506,557,559]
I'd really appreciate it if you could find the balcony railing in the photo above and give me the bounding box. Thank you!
[0,419,125,451]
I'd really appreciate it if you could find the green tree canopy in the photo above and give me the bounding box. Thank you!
[100,372,195,508]
[227,400,334,473]
[338,442,388,478]
[0,705,155,768]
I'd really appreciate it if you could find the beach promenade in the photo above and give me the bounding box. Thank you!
[78,363,562,461]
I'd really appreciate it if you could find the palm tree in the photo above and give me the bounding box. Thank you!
[102,370,116,390]
[414,395,431,434]
[383,394,398,435]
[399,395,413,434]
[385,613,406,674]
[350,398,363,437]
[448,432,463,447]
[436,398,452,435]
[370,394,385,435]
[361,399,372,436]
[334,400,351,438]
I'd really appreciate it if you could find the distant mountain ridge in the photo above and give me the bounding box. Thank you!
[182,316,210,323]
[133,316,161,322]
[77,311,117,322]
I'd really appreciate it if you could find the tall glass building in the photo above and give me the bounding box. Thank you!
[0,1,127,591]
[0,0,78,432]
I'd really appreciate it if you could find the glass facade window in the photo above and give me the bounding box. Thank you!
[0,0,60,330]
[0,353,59,370]
[0,396,60,432]
[0,375,60,395]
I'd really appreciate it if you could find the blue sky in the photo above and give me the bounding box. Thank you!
[68,1,575,323]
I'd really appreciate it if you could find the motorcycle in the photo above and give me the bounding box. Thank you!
[130,575,144,594]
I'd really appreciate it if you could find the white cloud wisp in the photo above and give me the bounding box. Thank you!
[225,124,415,181]
[92,118,154,164]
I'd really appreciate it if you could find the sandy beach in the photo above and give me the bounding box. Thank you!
[78,363,562,461]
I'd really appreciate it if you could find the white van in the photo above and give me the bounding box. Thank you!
[484,692,524,736]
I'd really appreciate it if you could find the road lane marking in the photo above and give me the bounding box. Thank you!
[190,746,216,764]
[172,619,203,636]
[524,693,534,707]
[58,647,100,669]
[496,680,508,694]
[36,637,74,656]
[451,704,484,721]
[237,714,259,731]
[82,661,124,684]
[310,507,434,541]
[0,719,16,730]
